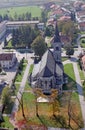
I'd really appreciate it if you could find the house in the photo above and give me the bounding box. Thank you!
[76,10,85,22]
[0,53,17,69]
[81,55,85,71]
[78,21,85,31]
[31,23,67,94]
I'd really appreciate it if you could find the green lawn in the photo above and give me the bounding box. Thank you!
[0,116,14,129]
[80,38,85,48]
[62,57,68,62]
[80,43,85,48]
[29,64,34,74]
[16,90,83,129]
[6,40,13,48]
[0,6,42,18]
[77,63,85,80]
[24,81,32,91]
[63,63,76,90]
[15,62,27,82]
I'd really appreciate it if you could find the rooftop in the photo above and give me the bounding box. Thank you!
[0,53,14,61]
[6,21,39,25]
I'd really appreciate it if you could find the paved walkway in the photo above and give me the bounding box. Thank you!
[73,62,85,128]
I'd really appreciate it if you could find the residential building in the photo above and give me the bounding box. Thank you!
[6,21,44,32]
[78,21,85,31]
[31,23,67,94]
[0,20,44,39]
[0,53,17,69]
[76,10,85,22]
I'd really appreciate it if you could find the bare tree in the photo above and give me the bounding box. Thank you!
[16,92,27,121]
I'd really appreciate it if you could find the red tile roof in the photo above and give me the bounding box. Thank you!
[77,11,85,17]
[79,22,85,27]
[0,53,14,61]
[58,16,71,21]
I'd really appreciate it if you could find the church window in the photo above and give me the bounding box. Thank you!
[45,81,47,85]
[56,46,59,51]
[41,81,43,87]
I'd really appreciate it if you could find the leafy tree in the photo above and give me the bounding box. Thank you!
[0,15,2,22]
[45,25,54,36]
[31,35,47,58]
[12,29,19,47]
[58,20,78,43]
[3,14,9,20]
[1,87,13,113]
[41,10,47,23]
[64,43,74,58]
[12,25,39,48]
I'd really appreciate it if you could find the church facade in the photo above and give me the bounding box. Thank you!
[30,23,67,94]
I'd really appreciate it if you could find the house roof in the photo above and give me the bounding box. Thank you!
[38,49,63,78]
[0,53,14,61]
[77,11,85,18]
[6,21,39,26]
[58,16,71,21]
[39,50,55,77]
[56,62,63,76]
[79,22,85,27]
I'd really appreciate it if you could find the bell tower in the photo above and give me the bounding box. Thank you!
[52,22,62,62]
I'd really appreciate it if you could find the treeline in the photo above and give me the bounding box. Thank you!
[0,12,39,22]
[11,25,39,48]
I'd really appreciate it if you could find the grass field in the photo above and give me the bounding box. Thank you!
[16,90,83,129]
[0,6,42,18]
[63,63,77,90]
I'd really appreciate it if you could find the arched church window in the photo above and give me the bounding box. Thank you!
[56,46,59,51]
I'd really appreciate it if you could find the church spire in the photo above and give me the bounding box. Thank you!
[54,22,61,43]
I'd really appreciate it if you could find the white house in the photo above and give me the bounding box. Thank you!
[0,53,17,69]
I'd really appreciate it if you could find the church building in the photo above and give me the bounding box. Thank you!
[30,23,67,94]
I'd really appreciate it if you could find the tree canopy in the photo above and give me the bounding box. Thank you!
[31,35,47,58]
[58,20,78,43]
[1,87,13,113]
[12,25,39,48]
[64,43,74,57]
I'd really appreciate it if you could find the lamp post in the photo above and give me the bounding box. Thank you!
[26,46,28,60]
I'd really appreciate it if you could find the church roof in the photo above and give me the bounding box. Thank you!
[38,50,55,77]
[56,62,63,76]
[38,49,63,78]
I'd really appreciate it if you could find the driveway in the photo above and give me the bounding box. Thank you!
[0,62,18,86]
